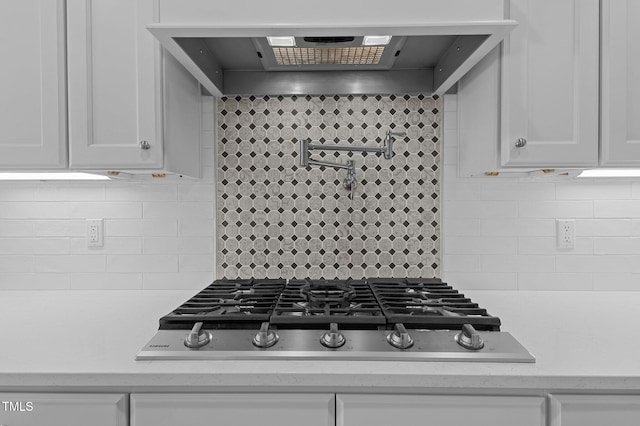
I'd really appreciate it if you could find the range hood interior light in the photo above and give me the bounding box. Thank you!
[267,36,296,47]
[362,35,392,46]
[0,172,111,181]
[577,169,640,178]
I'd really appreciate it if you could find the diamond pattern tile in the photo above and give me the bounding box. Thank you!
[217,94,441,279]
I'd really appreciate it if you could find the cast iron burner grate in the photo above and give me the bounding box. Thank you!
[158,278,285,330]
[270,279,386,328]
[368,278,501,331]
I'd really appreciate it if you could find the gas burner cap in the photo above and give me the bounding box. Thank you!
[301,279,356,309]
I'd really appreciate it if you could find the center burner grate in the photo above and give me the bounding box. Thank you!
[159,279,286,330]
[270,279,386,328]
[368,278,502,331]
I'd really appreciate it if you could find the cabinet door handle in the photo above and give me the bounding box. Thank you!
[515,138,527,148]
[140,140,151,150]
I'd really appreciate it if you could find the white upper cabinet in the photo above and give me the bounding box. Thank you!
[501,0,599,167]
[601,0,640,166]
[67,0,162,169]
[0,0,67,169]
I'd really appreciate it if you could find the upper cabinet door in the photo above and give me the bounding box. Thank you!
[501,0,599,167]
[67,0,163,169]
[601,0,640,165]
[0,0,67,169]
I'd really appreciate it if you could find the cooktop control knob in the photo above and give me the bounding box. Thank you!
[252,322,279,348]
[320,322,346,348]
[184,322,212,349]
[387,323,414,349]
[455,323,484,350]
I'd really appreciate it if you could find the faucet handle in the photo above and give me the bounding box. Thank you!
[300,139,310,166]
[384,130,406,160]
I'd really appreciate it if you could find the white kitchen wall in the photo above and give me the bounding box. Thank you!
[442,94,640,291]
[0,97,216,290]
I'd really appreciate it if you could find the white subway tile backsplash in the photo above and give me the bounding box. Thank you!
[481,255,555,273]
[0,255,34,272]
[33,220,86,237]
[143,201,214,219]
[69,237,142,255]
[593,273,640,291]
[0,238,70,254]
[107,254,179,273]
[443,182,483,200]
[0,96,215,291]
[518,201,594,218]
[143,237,213,255]
[0,183,36,200]
[179,254,216,271]
[107,218,178,237]
[444,218,481,236]
[441,272,518,290]
[442,94,640,291]
[594,200,640,218]
[106,184,178,201]
[142,271,214,290]
[518,236,594,255]
[34,183,106,201]
[0,221,35,236]
[482,183,556,201]
[518,273,593,291]
[178,218,215,237]
[70,273,142,290]
[556,182,632,200]
[594,237,640,255]
[444,236,517,255]
[576,219,633,236]
[444,200,518,219]
[34,255,106,273]
[556,255,640,274]
[443,254,482,272]
[480,218,554,237]
[178,184,216,202]
[0,273,70,290]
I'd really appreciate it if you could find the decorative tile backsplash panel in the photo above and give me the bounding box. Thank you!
[216,94,442,280]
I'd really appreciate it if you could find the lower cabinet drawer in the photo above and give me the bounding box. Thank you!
[131,393,335,426]
[0,393,127,426]
[337,394,545,426]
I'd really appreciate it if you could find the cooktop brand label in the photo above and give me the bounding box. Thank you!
[2,401,34,412]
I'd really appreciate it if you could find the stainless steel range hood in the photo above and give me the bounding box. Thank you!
[149,0,516,96]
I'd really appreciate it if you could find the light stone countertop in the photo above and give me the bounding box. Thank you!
[0,289,639,393]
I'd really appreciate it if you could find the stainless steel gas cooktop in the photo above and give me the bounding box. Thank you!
[136,278,534,363]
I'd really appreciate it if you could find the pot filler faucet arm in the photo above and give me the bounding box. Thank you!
[299,129,406,198]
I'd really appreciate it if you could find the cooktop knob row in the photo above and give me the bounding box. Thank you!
[387,323,414,349]
[184,322,212,349]
[252,322,279,348]
[320,322,346,348]
[455,323,484,350]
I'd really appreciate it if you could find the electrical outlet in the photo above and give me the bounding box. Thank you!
[556,219,575,249]
[87,219,104,248]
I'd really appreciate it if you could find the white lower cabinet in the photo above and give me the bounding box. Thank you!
[336,394,545,426]
[131,393,335,426]
[549,394,640,426]
[0,393,127,426]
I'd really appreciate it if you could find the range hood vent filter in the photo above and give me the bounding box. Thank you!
[303,36,356,44]
[273,46,385,65]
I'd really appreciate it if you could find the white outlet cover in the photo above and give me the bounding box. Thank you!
[556,219,575,249]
